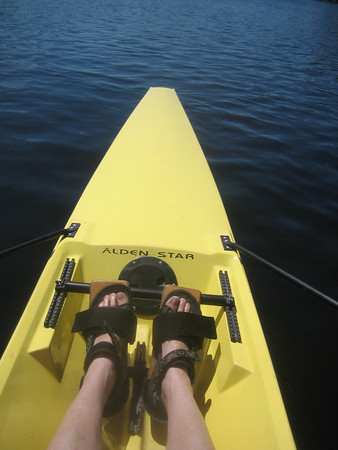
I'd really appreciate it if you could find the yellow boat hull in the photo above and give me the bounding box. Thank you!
[0,88,294,448]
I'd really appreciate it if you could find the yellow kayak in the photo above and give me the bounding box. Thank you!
[0,87,295,448]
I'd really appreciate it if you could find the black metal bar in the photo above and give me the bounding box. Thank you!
[132,287,225,305]
[219,271,241,343]
[221,236,338,309]
[50,259,76,328]
[60,281,227,307]
[201,293,227,306]
[45,258,76,328]
[50,293,67,327]
[0,223,80,259]
[131,287,162,300]
[45,259,71,328]
[58,281,91,294]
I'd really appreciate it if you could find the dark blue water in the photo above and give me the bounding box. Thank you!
[1,0,337,447]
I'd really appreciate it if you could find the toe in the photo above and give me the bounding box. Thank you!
[177,298,186,312]
[100,295,110,307]
[116,291,128,306]
[166,296,180,311]
[109,293,117,307]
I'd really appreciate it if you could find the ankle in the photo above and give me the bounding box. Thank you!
[82,358,116,403]
[162,367,192,402]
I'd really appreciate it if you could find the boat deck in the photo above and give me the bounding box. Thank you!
[0,88,294,448]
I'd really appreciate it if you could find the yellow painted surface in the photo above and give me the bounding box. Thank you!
[0,88,294,448]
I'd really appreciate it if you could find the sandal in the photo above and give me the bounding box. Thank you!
[143,285,217,422]
[72,281,137,417]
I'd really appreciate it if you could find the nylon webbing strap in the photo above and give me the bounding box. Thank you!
[153,313,217,350]
[72,307,137,344]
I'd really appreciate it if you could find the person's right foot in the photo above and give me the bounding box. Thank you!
[161,296,193,402]
[161,296,191,357]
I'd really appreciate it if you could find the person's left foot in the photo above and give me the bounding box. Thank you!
[94,292,129,346]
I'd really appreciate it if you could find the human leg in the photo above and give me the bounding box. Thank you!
[48,292,129,450]
[161,297,215,450]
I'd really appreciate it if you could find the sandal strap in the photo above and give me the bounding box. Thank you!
[83,339,121,373]
[152,312,216,355]
[82,338,129,417]
[152,349,200,398]
[144,349,200,422]
[72,306,137,344]
[159,348,200,382]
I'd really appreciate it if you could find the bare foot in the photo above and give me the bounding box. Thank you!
[161,296,192,402]
[158,296,215,450]
[94,292,128,346]
[82,292,129,403]
[161,296,191,357]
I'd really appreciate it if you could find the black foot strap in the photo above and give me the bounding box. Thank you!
[83,339,121,373]
[152,312,217,355]
[72,305,137,344]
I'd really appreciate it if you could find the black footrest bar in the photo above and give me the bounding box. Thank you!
[57,281,226,306]
[44,258,76,328]
[219,271,242,343]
